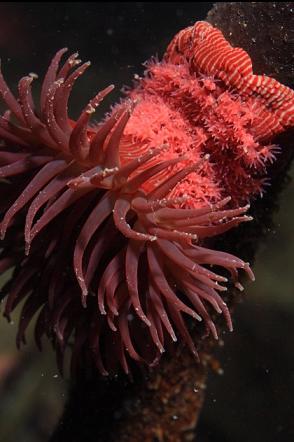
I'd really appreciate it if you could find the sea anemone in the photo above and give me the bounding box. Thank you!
[0,21,293,376]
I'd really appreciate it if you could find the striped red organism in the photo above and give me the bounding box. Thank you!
[0,22,293,375]
[165,21,294,140]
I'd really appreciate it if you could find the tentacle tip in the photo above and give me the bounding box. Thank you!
[218,285,227,292]
[192,349,200,361]
[245,263,255,281]
[235,282,244,291]
[28,72,38,80]
[194,313,202,322]
[72,58,82,67]
[69,51,79,61]
[24,242,31,256]
[81,296,88,308]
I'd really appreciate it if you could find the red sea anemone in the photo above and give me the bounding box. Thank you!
[0,21,293,376]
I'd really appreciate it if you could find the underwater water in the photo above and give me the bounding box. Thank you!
[0,3,293,441]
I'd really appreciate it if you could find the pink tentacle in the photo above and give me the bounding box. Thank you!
[1,159,67,239]
[113,197,157,241]
[147,245,201,320]
[73,192,115,303]
[40,47,68,114]
[88,106,126,165]
[69,85,114,163]
[0,62,25,124]
[125,239,151,326]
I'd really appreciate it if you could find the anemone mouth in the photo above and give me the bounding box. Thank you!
[0,46,257,376]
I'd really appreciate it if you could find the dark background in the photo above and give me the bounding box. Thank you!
[0,3,293,442]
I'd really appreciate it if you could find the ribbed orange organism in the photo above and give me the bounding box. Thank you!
[165,21,294,140]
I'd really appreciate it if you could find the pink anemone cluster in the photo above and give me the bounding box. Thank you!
[0,22,293,375]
